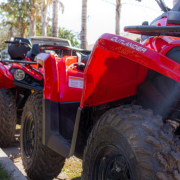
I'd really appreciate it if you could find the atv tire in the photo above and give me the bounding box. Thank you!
[0,89,16,147]
[21,92,65,180]
[82,105,180,180]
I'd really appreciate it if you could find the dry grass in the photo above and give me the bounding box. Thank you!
[16,124,21,129]
[62,156,82,179]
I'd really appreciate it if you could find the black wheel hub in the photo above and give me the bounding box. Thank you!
[23,112,35,158]
[93,145,133,180]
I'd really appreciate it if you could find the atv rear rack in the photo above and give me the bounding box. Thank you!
[0,59,43,76]
[5,40,32,49]
[0,59,37,64]
[124,25,180,37]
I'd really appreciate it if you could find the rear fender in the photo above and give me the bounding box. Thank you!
[80,33,180,108]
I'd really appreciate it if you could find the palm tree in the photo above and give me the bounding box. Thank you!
[28,0,41,36]
[41,0,53,36]
[52,0,64,37]
[81,0,87,49]
[41,0,48,36]
[116,0,121,35]
[101,0,122,35]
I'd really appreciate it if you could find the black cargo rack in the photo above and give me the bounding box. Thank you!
[124,25,180,37]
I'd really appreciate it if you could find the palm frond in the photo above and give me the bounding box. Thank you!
[59,1,64,13]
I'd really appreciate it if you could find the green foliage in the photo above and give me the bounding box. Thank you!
[0,0,51,37]
[0,164,10,180]
[58,27,80,48]
[47,26,80,48]
[0,0,29,37]
[0,26,9,50]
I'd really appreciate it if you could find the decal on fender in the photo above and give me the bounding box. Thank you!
[111,36,147,53]
[69,76,84,89]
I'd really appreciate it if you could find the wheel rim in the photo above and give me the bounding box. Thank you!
[23,112,35,158]
[93,145,133,180]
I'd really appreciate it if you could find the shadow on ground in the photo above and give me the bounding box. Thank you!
[71,177,81,180]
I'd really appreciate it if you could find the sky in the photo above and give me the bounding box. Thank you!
[0,0,173,45]
[49,0,173,45]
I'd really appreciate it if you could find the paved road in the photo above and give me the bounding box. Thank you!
[2,129,70,180]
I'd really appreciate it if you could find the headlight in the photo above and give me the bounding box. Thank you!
[14,69,25,81]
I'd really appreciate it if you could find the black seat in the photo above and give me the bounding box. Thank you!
[26,44,40,61]
[81,55,90,64]
[8,37,32,60]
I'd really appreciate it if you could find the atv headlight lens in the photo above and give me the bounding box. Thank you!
[14,69,25,81]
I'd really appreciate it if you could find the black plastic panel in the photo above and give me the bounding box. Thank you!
[59,102,80,140]
[42,98,82,158]
[167,11,180,24]
[124,25,180,37]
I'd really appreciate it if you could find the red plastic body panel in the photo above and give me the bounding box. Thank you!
[0,63,15,89]
[80,33,180,108]
[142,36,180,52]
[0,58,43,89]
[42,54,83,103]
[9,64,43,81]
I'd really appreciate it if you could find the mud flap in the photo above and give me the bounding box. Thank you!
[42,98,82,158]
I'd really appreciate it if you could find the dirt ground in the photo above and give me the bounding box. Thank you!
[2,129,81,180]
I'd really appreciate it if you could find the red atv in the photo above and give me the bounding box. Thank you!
[16,1,180,180]
[0,37,90,148]
[10,1,180,179]
[2,1,180,180]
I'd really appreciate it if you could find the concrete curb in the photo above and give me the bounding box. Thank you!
[0,148,27,180]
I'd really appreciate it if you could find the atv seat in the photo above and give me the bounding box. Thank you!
[81,55,90,64]
[8,37,32,60]
[26,44,40,61]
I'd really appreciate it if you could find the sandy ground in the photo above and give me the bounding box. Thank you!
[2,129,71,180]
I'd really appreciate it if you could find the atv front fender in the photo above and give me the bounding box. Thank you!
[0,63,15,89]
[80,33,180,108]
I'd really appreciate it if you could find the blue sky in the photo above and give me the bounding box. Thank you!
[53,0,173,45]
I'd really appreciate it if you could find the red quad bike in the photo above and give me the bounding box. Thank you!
[4,1,180,180]
[15,1,180,179]
[0,37,90,148]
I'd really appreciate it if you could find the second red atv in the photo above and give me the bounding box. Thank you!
[16,0,180,179]
[0,37,90,148]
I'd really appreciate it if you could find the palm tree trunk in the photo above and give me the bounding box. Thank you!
[41,0,48,36]
[22,29,26,38]
[9,27,13,38]
[29,0,36,37]
[52,0,59,37]
[29,15,36,36]
[116,0,121,35]
[81,0,87,49]
[21,21,26,38]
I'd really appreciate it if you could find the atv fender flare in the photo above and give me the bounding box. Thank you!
[80,33,180,108]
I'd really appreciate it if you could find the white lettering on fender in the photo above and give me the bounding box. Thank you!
[111,36,147,53]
